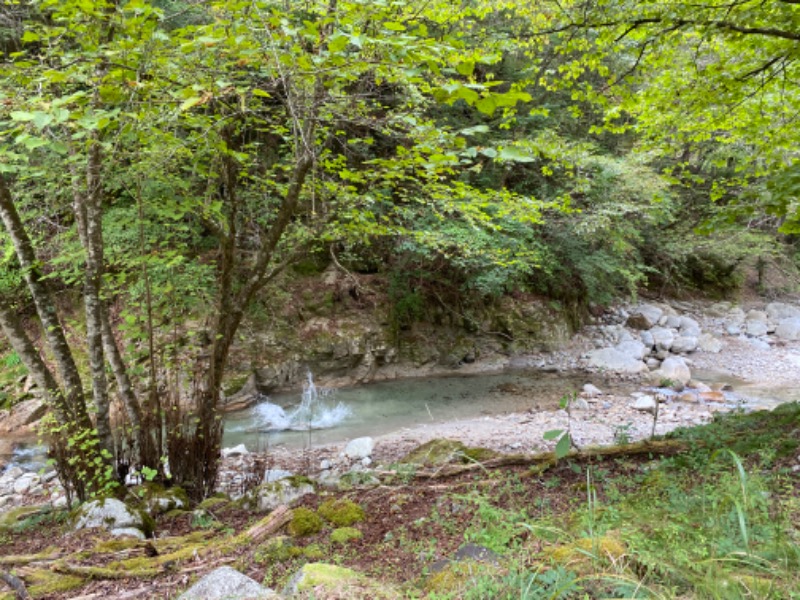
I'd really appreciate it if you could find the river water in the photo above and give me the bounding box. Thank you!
[221,370,630,451]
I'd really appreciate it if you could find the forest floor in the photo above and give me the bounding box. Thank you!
[2,401,799,599]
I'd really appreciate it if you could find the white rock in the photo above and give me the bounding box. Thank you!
[745,320,769,338]
[698,333,724,353]
[650,327,675,351]
[746,309,768,323]
[221,444,249,458]
[586,348,648,374]
[639,330,655,349]
[652,356,692,386]
[627,304,663,330]
[344,437,374,460]
[73,498,144,534]
[615,340,648,360]
[320,459,332,471]
[725,323,741,336]
[766,302,800,321]
[671,336,698,354]
[582,383,603,397]
[12,473,40,495]
[264,469,294,483]
[679,316,700,332]
[632,395,657,414]
[571,398,590,411]
[256,479,314,512]
[178,566,279,600]
[747,337,771,350]
[775,318,800,341]
[361,457,373,467]
[111,527,146,540]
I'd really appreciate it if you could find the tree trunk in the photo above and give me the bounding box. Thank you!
[0,300,71,424]
[75,139,114,458]
[0,174,91,431]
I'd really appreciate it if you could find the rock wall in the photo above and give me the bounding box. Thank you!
[226,279,575,397]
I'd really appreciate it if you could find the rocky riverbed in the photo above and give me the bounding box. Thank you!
[3,297,800,511]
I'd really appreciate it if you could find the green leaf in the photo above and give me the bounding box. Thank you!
[9,111,35,122]
[555,434,571,459]
[543,429,563,441]
[456,60,475,77]
[498,147,535,163]
[180,97,202,111]
[475,96,496,115]
[383,22,406,32]
[459,125,489,136]
[328,33,349,53]
[251,89,271,98]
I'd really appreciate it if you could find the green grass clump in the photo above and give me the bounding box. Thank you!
[318,498,365,526]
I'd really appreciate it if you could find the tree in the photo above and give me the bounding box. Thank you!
[0,0,536,499]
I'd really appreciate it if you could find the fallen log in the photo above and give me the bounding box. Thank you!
[411,439,688,479]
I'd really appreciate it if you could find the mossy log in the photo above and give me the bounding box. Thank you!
[0,551,62,567]
[52,562,162,580]
[414,440,688,479]
[221,505,292,550]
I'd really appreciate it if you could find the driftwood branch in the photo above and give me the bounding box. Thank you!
[0,570,32,600]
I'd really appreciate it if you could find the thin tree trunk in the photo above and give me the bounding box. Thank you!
[0,174,90,431]
[0,300,71,424]
[76,139,114,457]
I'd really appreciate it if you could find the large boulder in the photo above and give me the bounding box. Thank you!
[0,399,47,433]
[626,304,663,330]
[745,320,769,338]
[649,327,675,351]
[614,340,648,361]
[73,498,150,539]
[698,333,724,353]
[178,566,279,600]
[252,478,314,512]
[344,437,374,460]
[586,348,647,374]
[766,302,800,321]
[775,318,800,341]
[670,336,698,354]
[651,356,691,386]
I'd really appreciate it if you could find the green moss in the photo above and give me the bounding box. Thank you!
[288,507,323,537]
[286,474,314,487]
[424,561,502,596]
[400,439,498,467]
[330,526,362,544]
[290,562,401,598]
[303,544,325,559]
[26,570,85,598]
[547,535,627,565]
[318,498,365,526]
[93,537,141,553]
[0,506,44,531]
[197,494,230,510]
